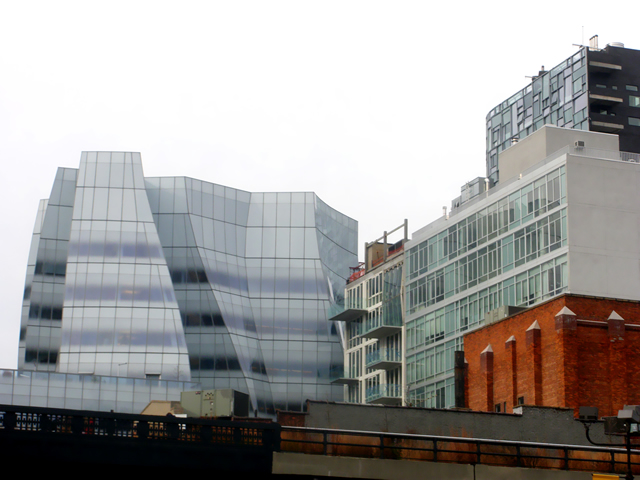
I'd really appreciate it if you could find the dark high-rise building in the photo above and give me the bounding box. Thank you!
[486,37,640,184]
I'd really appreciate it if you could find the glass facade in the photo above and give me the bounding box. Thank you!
[405,163,569,409]
[486,48,588,183]
[0,369,198,413]
[18,152,357,415]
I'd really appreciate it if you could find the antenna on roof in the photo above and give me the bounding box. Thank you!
[525,66,546,81]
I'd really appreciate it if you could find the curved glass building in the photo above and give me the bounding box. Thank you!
[18,152,357,415]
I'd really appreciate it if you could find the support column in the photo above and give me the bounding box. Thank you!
[454,350,466,408]
[464,357,469,409]
[526,320,542,405]
[505,336,517,411]
[608,311,627,417]
[480,344,494,411]
[555,306,577,411]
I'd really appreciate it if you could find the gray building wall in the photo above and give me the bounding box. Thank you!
[273,453,595,480]
[298,401,613,446]
[565,151,640,300]
[499,126,619,185]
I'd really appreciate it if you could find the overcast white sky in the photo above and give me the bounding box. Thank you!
[1,1,638,369]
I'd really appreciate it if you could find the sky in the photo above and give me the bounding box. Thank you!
[1,0,639,369]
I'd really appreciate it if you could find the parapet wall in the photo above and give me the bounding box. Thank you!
[280,400,612,446]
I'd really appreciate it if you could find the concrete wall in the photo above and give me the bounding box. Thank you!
[499,126,619,184]
[566,153,640,301]
[287,400,613,446]
[273,452,594,480]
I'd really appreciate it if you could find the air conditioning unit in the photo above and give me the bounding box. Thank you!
[575,140,585,148]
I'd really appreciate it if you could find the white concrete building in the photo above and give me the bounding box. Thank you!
[330,222,407,405]
[405,126,640,408]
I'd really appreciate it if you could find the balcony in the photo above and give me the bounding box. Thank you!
[365,348,402,370]
[361,312,402,339]
[589,92,623,106]
[590,120,624,133]
[329,366,360,386]
[365,383,402,405]
[346,263,365,284]
[327,301,367,323]
[588,60,622,73]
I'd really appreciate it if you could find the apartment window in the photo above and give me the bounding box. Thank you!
[518,396,525,405]
[629,117,640,127]
[627,85,638,91]
[495,403,501,413]
[630,96,640,108]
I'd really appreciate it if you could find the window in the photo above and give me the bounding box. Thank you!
[518,396,525,405]
[629,117,640,127]
[630,96,640,107]
[627,85,638,91]
[495,403,501,413]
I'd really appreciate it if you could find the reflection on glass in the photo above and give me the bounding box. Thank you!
[19,151,358,416]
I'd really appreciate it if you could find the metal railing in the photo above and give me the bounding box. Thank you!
[0,404,279,450]
[280,425,640,475]
[329,365,360,382]
[365,348,402,368]
[570,145,640,163]
[7,403,640,476]
[363,311,402,335]
[365,384,402,402]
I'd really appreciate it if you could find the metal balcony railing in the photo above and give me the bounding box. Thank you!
[365,349,401,369]
[329,366,360,383]
[363,314,402,336]
[365,384,402,402]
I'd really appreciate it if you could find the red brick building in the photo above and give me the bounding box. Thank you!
[464,294,640,417]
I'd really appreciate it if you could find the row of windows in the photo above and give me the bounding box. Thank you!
[487,49,586,172]
[406,257,568,405]
[407,377,455,409]
[0,369,197,414]
[407,166,566,280]
[406,254,567,353]
[347,320,364,349]
[406,337,462,386]
[345,263,403,310]
[407,208,566,315]
[367,274,383,306]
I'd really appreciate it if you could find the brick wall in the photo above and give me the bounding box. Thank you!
[464,294,640,417]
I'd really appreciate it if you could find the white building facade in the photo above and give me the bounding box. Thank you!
[405,126,640,408]
[331,223,407,405]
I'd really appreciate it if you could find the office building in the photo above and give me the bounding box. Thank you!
[405,125,640,409]
[486,37,640,184]
[16,151,357,414]
[330,222,407,405]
